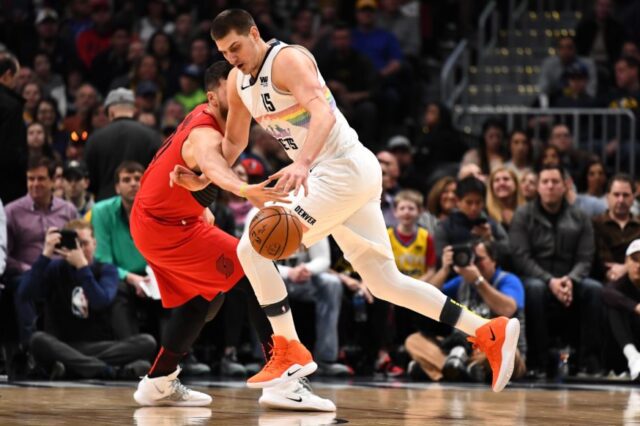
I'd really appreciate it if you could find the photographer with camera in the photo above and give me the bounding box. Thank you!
[509,164,602,378]
[17,219,156,380]
[405,240,526,382]
[434,176,510,262]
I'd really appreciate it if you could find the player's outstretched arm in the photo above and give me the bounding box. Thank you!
[269,48,336,195]
[221,67,252,166]
[189,127,289,207]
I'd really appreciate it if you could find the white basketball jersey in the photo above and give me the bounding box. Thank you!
[236,40,361,167]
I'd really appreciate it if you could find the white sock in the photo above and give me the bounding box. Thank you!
[624,344,640,362]
[237,234,299,341]
[353,254,488,336]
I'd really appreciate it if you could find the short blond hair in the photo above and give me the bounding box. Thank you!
[394,189,424,210]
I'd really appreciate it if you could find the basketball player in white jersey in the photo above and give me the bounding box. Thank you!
[204,9,520,393]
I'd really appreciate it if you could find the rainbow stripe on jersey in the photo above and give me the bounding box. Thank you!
[256,87,336,129]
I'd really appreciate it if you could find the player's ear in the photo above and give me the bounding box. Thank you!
[250,26,260,42]
[207,91,217,107]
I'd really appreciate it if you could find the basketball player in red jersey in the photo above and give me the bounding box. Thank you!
[130,62,336,409]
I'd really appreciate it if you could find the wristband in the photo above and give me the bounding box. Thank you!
[239,183,248,198]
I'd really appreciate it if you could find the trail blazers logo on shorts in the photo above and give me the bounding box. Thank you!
[216,254,234,278]
[294,205,316,225]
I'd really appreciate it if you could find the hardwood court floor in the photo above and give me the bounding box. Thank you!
[0,379,637,425]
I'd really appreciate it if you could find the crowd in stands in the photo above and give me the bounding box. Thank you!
[0,0,640,384]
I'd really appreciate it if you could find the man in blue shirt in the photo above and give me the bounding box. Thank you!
[18,219,156,379]
[351,0,408,135]
[405,240,527,382]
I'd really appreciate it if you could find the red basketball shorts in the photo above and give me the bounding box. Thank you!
[130,207,245,308]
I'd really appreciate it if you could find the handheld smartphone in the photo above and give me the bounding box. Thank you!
[56,229,78,250]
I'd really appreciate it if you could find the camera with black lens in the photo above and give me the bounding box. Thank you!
[451,243,475,267]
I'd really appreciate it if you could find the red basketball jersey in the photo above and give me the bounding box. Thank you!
[136,104,223,221]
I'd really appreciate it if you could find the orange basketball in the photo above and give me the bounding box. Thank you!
[249,206,303,260]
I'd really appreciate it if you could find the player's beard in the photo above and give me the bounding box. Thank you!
[220,104,229,120]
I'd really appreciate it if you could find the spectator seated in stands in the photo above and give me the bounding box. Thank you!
[388,190,437,283]
[376,150,401,227]
[462,118,507,176]
[419,176,457,235]
[386,135,423,192]
[434,176,509,261]
[316,22,379,147]
[551,61,598,109]
[575,0,626,77]
[593,174,640,282]
[486,166,526,232]
[504,129,534,180]
[174,65,207,113]
[578,159,608,202]
[520,170,538,203]
[61,160,94,217]
[509,165,603,378]
[605,56,640,165]
[376,0,421,60]
[546,123,597,183]
[538,36,597,104]
[603,239,640,381]
[414,102,466,186]
[352,0,409,126]
[63,83,99,136]
[405,240,526,383]
[18,219,156,380]
[5,156,78,345]
[564,171,607,217]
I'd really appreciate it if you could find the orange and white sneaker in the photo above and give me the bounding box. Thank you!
[247,335,317,389]
[468,316,520,392]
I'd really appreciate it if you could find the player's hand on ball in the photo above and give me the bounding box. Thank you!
[169,164,210,191]
[270,161,309,196]
[244,179,290,208]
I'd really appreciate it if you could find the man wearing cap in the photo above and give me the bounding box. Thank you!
[134,81,161,114]
[175,64,207,113]
[552,62,598,108]
[83,87,161,201]
[61,160,95,217]
[538,36,597,100]
[19,8,72,75]
[603,239,640,381]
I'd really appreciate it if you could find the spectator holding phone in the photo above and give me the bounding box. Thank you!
[434,176,510,262]
[18,219,156,380]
